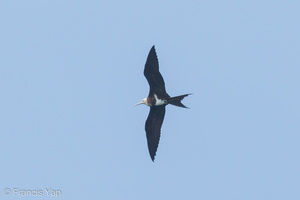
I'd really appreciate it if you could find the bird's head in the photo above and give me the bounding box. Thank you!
[135,98,149,106]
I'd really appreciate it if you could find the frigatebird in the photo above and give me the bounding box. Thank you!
[136,45,191,161]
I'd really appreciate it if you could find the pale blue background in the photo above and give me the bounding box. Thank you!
[1,0,299,199]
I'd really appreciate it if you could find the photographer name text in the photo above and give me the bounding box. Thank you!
[3,187,62,197]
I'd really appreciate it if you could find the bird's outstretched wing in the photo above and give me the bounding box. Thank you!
[144,46,170,99]
[145,105,166,161]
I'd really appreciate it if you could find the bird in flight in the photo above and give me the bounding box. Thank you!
[136,45,191,161]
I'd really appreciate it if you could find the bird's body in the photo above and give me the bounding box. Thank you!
[136,46,191,161]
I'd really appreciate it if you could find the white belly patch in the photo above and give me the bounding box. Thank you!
[154,94,167,106]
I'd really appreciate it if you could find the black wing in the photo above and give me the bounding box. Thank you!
[144,46,170,99]
[145,105,166,161]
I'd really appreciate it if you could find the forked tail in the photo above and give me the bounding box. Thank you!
[167,94,192,108]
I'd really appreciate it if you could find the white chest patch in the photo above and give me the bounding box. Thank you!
[154,94,167,106]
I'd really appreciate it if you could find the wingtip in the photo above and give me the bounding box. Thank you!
[149,151,156,162]
[150,155,155,162]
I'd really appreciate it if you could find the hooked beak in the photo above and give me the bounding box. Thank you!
[135,101,143,106]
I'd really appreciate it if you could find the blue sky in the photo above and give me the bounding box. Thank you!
[1,0,299,199]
